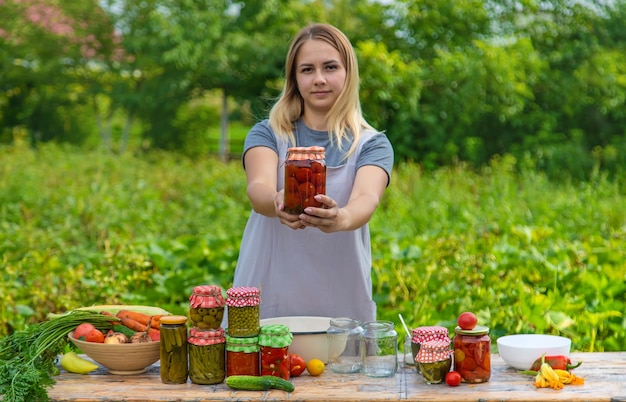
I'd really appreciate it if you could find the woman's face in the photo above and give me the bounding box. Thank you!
[295,39,346,116]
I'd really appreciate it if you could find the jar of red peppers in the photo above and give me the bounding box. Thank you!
[411,326,449,373]
[189,285,225,330]
[258,324,293,379]
[188,327,226,385]
[453,325,491,383]
[225,334,260,377]
[226,286,260,337]
[284,146,326,215]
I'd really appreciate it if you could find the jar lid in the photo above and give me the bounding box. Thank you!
[258,324,293,347]
[287,146,325,160]
[411,325,449,343]
[226,286,261,307]
[225,334,259,344]
[189,327,225,345]
[416,339,452,363]
[160,315,188,325]
[454,325,490,336]
[226,334,259,352]
[190,285,225,308]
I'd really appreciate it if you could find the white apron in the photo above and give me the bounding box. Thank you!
[232,131,378,323]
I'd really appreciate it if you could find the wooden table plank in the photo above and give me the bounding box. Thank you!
[48,352,626,402]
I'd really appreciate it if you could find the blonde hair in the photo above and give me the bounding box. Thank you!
[268,23,374,157]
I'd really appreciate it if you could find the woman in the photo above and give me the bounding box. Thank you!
[232,23,393,323]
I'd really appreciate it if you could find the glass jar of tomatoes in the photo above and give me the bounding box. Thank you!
[453,325,491,383]
[258,324,293,379]
[225,334,260,377]
[189,285,225,330]
[226,286,260,337]
[284,146,326,215]
[188,327,226,385]
[416,339,452,384]
[411,326,449,372]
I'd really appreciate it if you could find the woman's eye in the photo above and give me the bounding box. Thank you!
[326,64,338,70]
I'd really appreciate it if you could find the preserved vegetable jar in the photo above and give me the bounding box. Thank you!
[188,327,226,385]
[361,320,398,378]
[327,317,363,374]
[226,334,260,377]
[416,339,452,384]
[258,324,293,379]
[189,285,225,330]
[453,325,491,383]
[284,146,326,215]
[411,326,449,372]
[226,286,260,337]
[159,315,189,384]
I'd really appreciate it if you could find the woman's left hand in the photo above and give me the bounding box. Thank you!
[299,194,341,233]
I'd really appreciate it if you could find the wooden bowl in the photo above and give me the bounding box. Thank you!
[68,305,169,375]
[68,332,160,375]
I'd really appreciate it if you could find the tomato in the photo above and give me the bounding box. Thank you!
[457,311,477,330]
[85,329,105,343]
[310,161,324,174]
[445,371,462,387]
[289,353,306,377]
[298,182,315,198]
[295,167,312,183]
[74,323,96,340]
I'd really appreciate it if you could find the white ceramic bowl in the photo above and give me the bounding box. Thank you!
[497,334,571,370]
[260,316,332,364]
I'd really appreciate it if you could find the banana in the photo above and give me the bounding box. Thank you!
[61,351,99,374]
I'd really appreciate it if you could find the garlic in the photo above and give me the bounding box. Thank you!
[104,332,129,344]
[130,331,151,343]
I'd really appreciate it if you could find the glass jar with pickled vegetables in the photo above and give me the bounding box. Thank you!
[226,286,260,337]
[411,326,449,372]
[189,285,225,330]
[453,325,491,383]
[159,315,189,384]
[226,334,260,377]
[188,327,226,385]
[284,146,326,215]
[416,339,452,384]
[258,324,293,379]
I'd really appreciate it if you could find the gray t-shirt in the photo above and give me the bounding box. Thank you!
[243,119,393,185]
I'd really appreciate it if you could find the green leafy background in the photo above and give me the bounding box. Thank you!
[1,143,624,352]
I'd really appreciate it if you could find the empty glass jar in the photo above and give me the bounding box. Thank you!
[361,320,398,378]
[327,317,363,374]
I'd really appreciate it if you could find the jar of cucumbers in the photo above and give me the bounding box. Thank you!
[189,285,225,329]
[188,327,226,385]
[159,315,189,384]
[226,286,261,337]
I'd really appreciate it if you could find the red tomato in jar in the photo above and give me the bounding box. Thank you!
[295,167,312,183]
[445,371,462,386]
[74,323,96,340]
[85,329,105,343]
[285,164,299,178]
[285,177,299,192]
[310,161,324,174]
[289,354,306,377]
[311,172,325,187]
[298,182,315,198]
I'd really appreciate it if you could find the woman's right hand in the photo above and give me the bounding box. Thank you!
[275,190,307,230]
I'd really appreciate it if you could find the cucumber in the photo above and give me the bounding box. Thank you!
[225,375,295,392]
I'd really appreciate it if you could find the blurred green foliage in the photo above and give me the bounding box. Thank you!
[1,144,624,352]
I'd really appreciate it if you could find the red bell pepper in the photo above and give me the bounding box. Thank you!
[528,354,582,372]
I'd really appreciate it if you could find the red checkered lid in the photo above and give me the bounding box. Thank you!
[416,339,452,363]
[189,285,225,308]
[188,327,225,346]
[226,286,261,307]
[411,325,449,343]
[287,146,325,161]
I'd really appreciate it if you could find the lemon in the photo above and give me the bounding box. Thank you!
[61,351,99,374]
[306,358,325,376]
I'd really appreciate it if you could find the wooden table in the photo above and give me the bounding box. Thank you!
[49,352,626,401]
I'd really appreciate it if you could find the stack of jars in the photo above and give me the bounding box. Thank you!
[410,325,450,372]
[224,286,262,377]
[187,285,226,385]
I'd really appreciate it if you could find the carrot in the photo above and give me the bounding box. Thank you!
[119,316,148,332]
[116,310,163,329]
[119,317,160,341]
